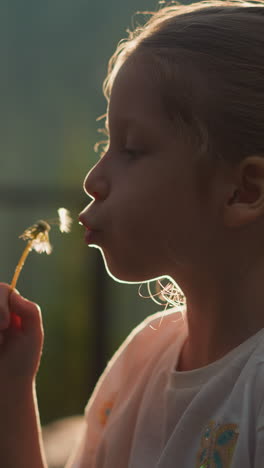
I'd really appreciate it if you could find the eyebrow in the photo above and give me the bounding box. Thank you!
[99,116,151,159]
[108,115,151,135]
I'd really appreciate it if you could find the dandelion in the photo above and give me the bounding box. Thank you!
[10,208,72,291]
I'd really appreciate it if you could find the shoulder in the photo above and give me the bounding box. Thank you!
[84,306,185,418]
[99,306,185,380]
[109,306,185,368]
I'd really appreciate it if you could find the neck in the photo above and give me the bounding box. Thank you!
[174,263,264,372]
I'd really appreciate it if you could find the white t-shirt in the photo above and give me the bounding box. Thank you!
[66,307,264,467]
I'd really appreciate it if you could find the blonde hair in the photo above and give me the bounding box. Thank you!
[97,0,264,311]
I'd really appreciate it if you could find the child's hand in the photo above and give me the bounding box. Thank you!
[0,282,44,384]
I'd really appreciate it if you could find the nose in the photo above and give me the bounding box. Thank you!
[83,170,108,201]
[83,171,91,196]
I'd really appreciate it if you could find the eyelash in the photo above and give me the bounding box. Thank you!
[125,148,137,155]
[124,148,141,158]
[99,146,140,160]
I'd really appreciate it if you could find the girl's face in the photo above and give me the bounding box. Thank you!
[80,56,214,284]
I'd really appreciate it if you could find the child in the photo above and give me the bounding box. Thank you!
[1,0,264,466]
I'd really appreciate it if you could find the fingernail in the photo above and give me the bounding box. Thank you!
[10,313,22,329]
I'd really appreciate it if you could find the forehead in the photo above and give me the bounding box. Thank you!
[108,55,169,130]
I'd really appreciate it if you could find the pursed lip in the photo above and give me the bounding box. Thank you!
[78,213,99,231]
[84,227,100,245]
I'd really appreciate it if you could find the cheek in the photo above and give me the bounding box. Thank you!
[112,216,158,251]
[109,180,179,252]
[103,210,167,281]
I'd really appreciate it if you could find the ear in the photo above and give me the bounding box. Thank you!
[224,156,264,228]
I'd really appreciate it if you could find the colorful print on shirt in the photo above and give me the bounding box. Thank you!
[196,420,239,468]
[98,393,117,426]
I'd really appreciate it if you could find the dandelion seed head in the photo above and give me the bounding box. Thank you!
[32,232,53,255]
[11,208,71,290]
[19,220,52,254]
[17,208,71,259]
[19,220,51,241]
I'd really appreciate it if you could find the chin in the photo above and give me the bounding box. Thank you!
[101,251,161,285]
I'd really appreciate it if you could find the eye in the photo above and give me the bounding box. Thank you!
[124,147,140,158]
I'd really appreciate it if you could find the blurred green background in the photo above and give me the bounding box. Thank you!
[2,0,174,427]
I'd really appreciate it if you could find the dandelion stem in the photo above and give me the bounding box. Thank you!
[11,241,33,291]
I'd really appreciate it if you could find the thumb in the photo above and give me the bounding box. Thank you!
[8,290,42,333]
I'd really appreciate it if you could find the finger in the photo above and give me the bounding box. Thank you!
[0,283,13,329]
[8,291,42,334]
